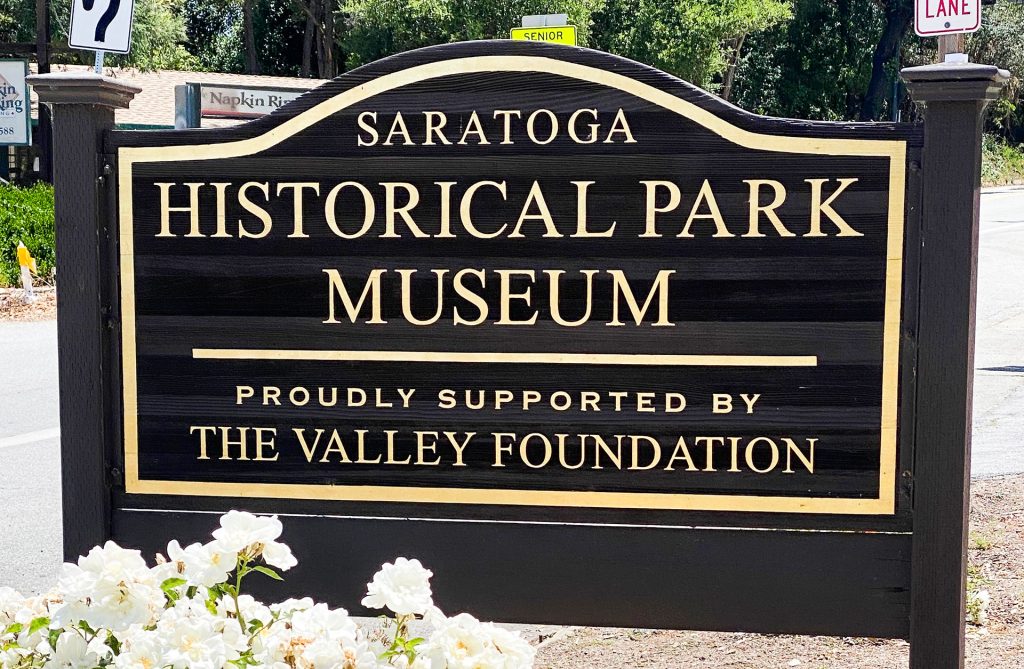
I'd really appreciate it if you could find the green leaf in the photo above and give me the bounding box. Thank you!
[27,617,49,635]
[47,627,61,649]
[250,566,283,581]
[3,622,22,636]
[161,577,187,591]
[106,631,122,654]
[161,577,187,604]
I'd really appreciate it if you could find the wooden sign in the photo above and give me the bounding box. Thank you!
[32,41,1009,667]
[117,50,908,518]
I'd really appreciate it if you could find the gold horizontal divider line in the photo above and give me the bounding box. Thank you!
[192,349,818,367]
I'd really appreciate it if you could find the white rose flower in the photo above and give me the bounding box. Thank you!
[159,612,238,669]
[41,631,106,669]
[0,587,24,621]
[218,593,273,631]
[166,540,237,587]
[269,597,314,614]
[254,601,383,669]
[212,511,283,553]
[112,627,166,669]
[361,558,433,616]
[261,540,297,571]
[479,622,535,668]
[419,613,535,669]
[53,541,164,632]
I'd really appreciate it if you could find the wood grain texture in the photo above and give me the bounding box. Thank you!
[98,42,938,637]
[112,508,912,638]
[48,104,117,560]
[114,42,915,522]
[902,63,1010,669]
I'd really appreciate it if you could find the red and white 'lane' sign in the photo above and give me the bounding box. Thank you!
[915,0,981,36]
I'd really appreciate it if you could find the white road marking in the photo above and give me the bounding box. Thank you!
[0,427,60,449]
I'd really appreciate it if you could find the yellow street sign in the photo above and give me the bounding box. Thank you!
[510,25,577,46]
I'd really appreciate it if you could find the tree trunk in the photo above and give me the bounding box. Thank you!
[860,0,913,121]
[301,9,313,77]
[721,34,746,102]
[243,0,260,75]
[319,0,335,79]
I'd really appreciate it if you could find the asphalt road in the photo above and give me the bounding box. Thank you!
[1,189,1023,596]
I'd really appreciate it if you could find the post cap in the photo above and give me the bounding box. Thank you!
[27,72,142,108]
[900,62,1010,103]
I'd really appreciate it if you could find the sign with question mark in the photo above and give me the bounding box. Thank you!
[68,0,135,54]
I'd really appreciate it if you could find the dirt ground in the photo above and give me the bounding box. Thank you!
[0,286,56,321]
[534,475,1024,668]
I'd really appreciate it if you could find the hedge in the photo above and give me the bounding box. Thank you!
[0,183,55,287]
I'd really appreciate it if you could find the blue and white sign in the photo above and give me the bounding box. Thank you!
[0,60,31,146]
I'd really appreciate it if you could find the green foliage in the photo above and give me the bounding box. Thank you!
[734,0,884,120]
[966,563,991,626]
[0,184,55,288]
[968,1,1024,141]
[590,0,792,89]
[114,0,198,70]
[982,134,1024,186]
[253,0,308,76]
[183,0,246,72]
[4,0,196,71]
[342,0,603,69]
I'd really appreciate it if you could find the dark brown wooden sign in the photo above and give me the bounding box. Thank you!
[118,49,908,518]
[30,41,1009,669]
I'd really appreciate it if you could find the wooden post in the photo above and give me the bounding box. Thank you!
[25,72,140,560]
[900,62,1008,669]
[35,0,52,182]
[937,34,966,62]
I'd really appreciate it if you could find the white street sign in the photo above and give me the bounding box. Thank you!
[915,0,980,37]
[0,60,31,146]
[521,14,569,28]
[69,0,135,54]
[200,85,309,119]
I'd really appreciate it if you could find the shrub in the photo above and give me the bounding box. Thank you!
[982,134,1024,186]
[0,183,55,288]
[0,511,536,668]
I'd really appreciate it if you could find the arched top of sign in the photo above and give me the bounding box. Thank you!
[114,39,917,517]
[109,40,918,158]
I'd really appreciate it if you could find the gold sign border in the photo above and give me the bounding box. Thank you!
[118,55,906,515]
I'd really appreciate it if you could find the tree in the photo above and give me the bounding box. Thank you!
[293,0,337,77]
[182,0,244,72]
[342,0,602,70]
[119,0,197,70]
[0,0,196,70]
[590,0,792,91]
[734,0,884,120]
[858,0,912,120]
[968,0,1024,141]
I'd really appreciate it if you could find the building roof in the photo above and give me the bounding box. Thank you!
[29,64,328,128]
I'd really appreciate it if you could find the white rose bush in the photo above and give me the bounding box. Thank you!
[0,511,535,669]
